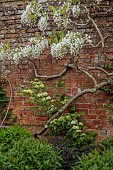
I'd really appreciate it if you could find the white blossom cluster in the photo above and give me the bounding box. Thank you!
[51,32,91,59]
[29,37,48,58]
[72,4,80,17]
[51,42,67,59]
[53,2,80,28]
[9,47,23,63]
[38,16,48,32]
[0,37,48,64]
[52,3,70,28]
[53,11,62,28]
[21,1,81,30]
[21,1,46,28]
[0,44,21,64]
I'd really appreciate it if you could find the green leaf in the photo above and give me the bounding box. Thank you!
[48,5,56,12]
[72,0,79,4]
[66,0,72,3]
[70,106,76,112]
[61,4,68,14]
[4,41,10,49]
[38,106,43,110]
[29,14,36,19]
[35,33,42,40]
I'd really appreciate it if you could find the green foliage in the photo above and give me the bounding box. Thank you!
[0,77,11,119]
[60,145,99,170]
[52,76,70,108]
[71,135,113,169]
[48,5,57,13]
[0,41,10,52]
[21,78,54,116]
[48,30,65,44]
[21,77,70,117]
[48,112,97,148]
[101,63,113,69]
[0,124,62,170]
[101,63,113,125]
[67,0,79,4]
[72,149,113,170]
[101,135,113,150]
[0,124,32,152]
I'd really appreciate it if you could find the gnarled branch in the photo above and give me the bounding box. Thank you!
[81,4,105,48]
[34,80,109,137]
[85,66,113,77]
[36,64,69,80]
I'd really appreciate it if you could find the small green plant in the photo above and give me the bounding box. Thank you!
[47,111,97,148]
[21,77,70,117]
[0,124,62,170]
[0,77,11,119]
[101,135,113,150]
[21,78,55,116]
[72,149,113,170]
[101,64,113,125]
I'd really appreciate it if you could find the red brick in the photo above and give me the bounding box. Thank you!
[98,114,107,119]
[86,114,97,119]
[36,117,47,121]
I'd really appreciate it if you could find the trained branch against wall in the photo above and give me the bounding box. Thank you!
[35,80,110,136]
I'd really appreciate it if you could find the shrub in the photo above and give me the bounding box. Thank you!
[101,135,113,150]
[0,124,62,170]
[0,124,32,152]
[0,138,62,170]
[48,112,97,148]
[72,149,113,170]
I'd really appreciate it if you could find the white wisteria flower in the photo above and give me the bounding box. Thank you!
[0,36,48,64]
[50,31,91,59]
[53,11,62,27]
[72,4,80,17]
[31,37,48,58]
[62,18,69,28]
[38,16,48,32]
[21,1,45,27]
[51,42,67,59]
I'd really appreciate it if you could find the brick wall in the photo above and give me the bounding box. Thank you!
[0,0,113,140]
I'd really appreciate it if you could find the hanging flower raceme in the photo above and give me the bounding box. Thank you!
[21,0,46,27]
[13,37,48,63]
[38,16,48,32]
[51,42,67,59]
[30,36,48,59]
[52,2,80,28]
[50,31,92,59]
[53,11,62,28]
[0,36,48,64]
[72,4,80,17]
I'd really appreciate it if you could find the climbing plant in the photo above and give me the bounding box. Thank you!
[0,0,112,137]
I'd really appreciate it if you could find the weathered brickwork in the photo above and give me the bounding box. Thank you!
[0,0,113,140]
